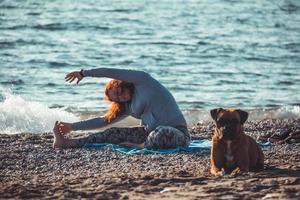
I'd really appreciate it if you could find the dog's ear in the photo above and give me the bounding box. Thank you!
[210,108,223,121]
[237,109,248,124]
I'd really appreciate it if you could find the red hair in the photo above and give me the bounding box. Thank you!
[104,80,134,122]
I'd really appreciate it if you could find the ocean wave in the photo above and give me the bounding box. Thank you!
[0,87,299,134]
[32,23,67,31]
[26,12,41,16]
[0,88,79,134]
[279,2,299,13]
[0,79,24,85]
[184,106,300,125]
[102,8,141,13]
[31,22,111,31]
[277,81,295,86]
[242,56,279,63]
[0,39,55,48]
[113,41,195,47]
[48,61,70,68]
[0,22,110,32]
[0,25,27,30]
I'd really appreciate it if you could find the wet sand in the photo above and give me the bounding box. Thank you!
[1,119,300,199]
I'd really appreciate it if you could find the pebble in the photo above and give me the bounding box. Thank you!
[0,118,299,199]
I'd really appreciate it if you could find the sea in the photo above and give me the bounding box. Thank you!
[1,0,300,134]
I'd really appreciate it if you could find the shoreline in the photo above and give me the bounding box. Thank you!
[1,118,300,199]
[1,105,300,135]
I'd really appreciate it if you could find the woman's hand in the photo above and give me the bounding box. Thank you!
[65,71,83,84]
[57,121,73,134]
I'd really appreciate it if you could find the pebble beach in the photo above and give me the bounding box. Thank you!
[1,118,299,199]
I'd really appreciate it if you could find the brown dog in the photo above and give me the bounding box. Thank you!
[210,108,264,176]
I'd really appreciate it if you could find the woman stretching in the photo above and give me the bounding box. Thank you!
[53,68,190,150]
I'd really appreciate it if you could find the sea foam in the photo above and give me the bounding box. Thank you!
[184,106,300,124]
[0,88,299,134]
[0,88,79,134]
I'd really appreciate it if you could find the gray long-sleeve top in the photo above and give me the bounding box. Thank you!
[71,68,187,132]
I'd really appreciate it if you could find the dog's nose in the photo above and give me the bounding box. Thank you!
[223,125,230,131]
[223,126,234,134]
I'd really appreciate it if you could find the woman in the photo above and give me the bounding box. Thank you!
[53,68,190,150]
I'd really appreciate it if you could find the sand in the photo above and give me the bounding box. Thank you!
[1,118,300,199]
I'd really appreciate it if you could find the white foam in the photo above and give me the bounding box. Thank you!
[184,106,300,125]
[1,88,299,134]
[0,88,79,134]
[248,106,300,121]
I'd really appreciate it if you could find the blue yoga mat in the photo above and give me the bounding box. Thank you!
[84,139,271,155]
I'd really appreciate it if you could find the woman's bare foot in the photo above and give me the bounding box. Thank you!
[53,121,67,148]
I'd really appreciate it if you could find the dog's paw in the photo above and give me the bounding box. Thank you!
[230,167,241,176]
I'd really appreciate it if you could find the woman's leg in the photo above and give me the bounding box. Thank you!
[144,126,191,150]
[53,124,148,148]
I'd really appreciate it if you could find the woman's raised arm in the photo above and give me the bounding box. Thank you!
[78,68,150,84]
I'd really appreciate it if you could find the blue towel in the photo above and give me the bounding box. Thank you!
[84,140,271,155]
